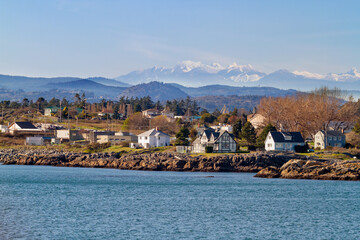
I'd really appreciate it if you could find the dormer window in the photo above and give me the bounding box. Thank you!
[281,132,292,141]
[284,136,292,141]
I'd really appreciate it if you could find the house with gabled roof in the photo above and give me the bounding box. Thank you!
[314,130,345,149]
[137,128,170,148]
[265,131,305,151]
[247,113,266,130]
[9,122,42,134]
[142,109,161,119]
[192,129,237,153]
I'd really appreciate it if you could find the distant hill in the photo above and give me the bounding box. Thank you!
[45,79,126,99]
[119,81,188,101]
[0,74,129,91]
[194,95,264,112]
[171,83,297,97]
[87,77,131,87]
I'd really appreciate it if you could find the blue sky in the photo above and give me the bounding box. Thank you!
[1,0,359,78]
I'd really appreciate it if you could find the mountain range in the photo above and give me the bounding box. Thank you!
[116,61,360,91]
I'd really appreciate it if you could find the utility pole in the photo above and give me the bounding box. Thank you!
[59,100,62,123]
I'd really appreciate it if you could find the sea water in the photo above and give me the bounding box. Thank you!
[0,165,359,240]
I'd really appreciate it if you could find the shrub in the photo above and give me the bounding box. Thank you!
[248,145,257,151]
[205,146,213,153]
[294,145,308,153]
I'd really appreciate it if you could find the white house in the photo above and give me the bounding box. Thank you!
[265,131,305,151]
[314,130,346,149]
[247,113,266,130]
[137,128,170,148]
[9,122,42,134]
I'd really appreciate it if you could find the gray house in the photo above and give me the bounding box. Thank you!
[314,130,345,149]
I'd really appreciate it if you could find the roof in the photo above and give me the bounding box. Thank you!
[143,108,160,113]
[214,130,236,143]
[138,128,169,137]
[202,129,216,140]
[269,131,304,143]
[247,113,265,122]
[14,122,38,129]
[318,130,345,137]
[45,106,60,110]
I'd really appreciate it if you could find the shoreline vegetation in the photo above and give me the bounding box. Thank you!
[1,148,359,181]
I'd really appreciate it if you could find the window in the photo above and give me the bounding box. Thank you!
[145,137,148,140]
[338,137,341,141]
[224,143,230,149]
[267,144,272,147]
[158,137,160,140]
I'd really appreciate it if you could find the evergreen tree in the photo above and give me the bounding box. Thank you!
[175,127,190,146]
[256,124,276,148]
[241,122,256,144]
[232,119,242,139]
[22,98,29,108]
[353,119,360,134]
[189,128,198,142]
[200,113,216,124]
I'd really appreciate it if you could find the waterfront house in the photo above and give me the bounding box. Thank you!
[192,129,237,153]
[137,128,170,148]
[314,130,346,149]
[9,122,42,135]
[265,131,305,151]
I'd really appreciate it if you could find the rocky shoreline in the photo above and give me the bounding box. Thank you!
[0,149,359,180]
[255,158,360,180]
[0,149,298,172]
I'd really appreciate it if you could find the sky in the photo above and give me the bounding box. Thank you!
[1,0,360,78]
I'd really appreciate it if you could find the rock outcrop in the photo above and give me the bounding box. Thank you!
[255,159,360,180]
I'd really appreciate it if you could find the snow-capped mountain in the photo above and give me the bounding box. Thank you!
[116,61,360,91]
[293,67,360,82]
[116,61,265,87]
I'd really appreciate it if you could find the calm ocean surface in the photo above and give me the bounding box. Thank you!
[0,165,359,240]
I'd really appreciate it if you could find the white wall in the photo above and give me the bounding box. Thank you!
[26,137,44,146]
[138,135,170,148]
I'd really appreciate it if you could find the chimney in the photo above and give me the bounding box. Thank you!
[155,127,158,131]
